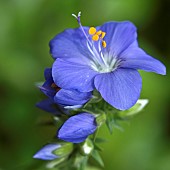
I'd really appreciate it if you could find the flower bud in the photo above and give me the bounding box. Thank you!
[58,113,97,143]
[33,142,73,161]
[53,142,73,157]
[80,138,94,155]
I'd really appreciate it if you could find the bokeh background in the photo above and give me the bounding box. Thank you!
[0,0,170,170]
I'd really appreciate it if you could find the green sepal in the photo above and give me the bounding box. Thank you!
[73,153,89,170]
[84,90,102,106]
[95,137,108,143]
[91,150,104,167]
[53,142,73,158]
[46,157,67,169]
[118,99,149,118]
[96,112,106,126]
[78,156,88,170]
[106,112,124,134]
[93,143,103,152]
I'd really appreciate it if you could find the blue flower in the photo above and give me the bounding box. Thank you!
[50,13,166,110]
[38,68,92,110]
[33,143,60,160]
[58,113,97,143]
[33,142,73,161]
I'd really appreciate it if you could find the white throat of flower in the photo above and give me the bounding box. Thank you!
[72,12,120,73]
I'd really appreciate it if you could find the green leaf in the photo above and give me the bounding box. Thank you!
[91,150,104,167]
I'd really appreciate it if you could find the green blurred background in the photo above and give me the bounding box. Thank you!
[0,0,170,169]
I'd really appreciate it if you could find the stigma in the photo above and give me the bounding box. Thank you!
[88,27,107,48]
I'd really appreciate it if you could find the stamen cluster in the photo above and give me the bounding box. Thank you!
[89,27,107,48]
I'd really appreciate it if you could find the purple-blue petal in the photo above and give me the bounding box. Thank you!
[36,99,68,115]
[58,113,97,143]
[52,59,98,92]
[43,68,54,88]
[54,89,92,106]
[44,68,53,81]
[120,47,166,75]
[49,27,93,65]
[39,68,56,98]
[94,69,142,110]
[100,21,137,56]
[33,144,60,160]
[36,99,56,114]
[38,86,56,99]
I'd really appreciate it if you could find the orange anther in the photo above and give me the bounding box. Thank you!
[92,34,99,41]
[96,30,102,35]
[102,40,107,48]
[101,32,106,39]
[89,27,96,35]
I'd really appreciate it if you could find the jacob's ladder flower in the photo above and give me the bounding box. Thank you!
[50,12,166,110]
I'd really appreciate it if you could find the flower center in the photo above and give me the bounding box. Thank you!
[72,12,120,73]
[88,27,107,48]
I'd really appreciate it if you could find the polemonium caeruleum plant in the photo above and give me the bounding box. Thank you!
[34,12,166,170]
